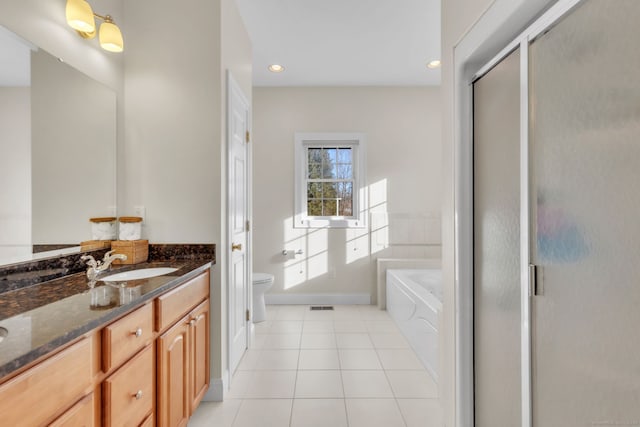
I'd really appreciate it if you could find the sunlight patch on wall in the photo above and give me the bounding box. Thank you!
[368,179,389,255]
[283,217,329,289]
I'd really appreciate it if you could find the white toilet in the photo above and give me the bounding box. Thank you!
[252,273,274,323]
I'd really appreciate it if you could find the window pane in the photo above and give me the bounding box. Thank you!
[308,200,322,216]
[336,164,353,179]
[308,163,321,179]
[337,182,353,216]
[322,148,337,179]
[322,182,337,198]
[337,148,352,164]
[308,148,322,164]
[323,200,337,216]
[307,182,322,199]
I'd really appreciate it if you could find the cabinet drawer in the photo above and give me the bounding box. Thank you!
[103,344,154,427]
[156,271,209,332]
[0,337,93,426]
[103,302,153,372]
[139,413,154,427]
[49,393,95,427]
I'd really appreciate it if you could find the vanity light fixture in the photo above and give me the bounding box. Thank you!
[65,0,124,53]
[268,64,285,73]
[427,60,441,69]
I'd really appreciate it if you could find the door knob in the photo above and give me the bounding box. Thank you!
[231,243,242,251]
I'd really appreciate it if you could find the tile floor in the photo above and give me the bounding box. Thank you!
[189,305,443,427]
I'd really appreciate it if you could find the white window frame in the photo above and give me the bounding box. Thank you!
[294,132,366,229]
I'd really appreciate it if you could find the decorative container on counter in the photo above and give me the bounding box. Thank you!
[118,216,143,240]
[90,217,117,240]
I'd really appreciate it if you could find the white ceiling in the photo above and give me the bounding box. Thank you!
[235,0,441,87]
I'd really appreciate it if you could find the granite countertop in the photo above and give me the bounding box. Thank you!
[0,260,212,380]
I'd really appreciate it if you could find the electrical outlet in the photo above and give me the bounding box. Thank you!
[134,206,146,222]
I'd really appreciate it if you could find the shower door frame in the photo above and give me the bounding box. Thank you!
[454,0,585,426]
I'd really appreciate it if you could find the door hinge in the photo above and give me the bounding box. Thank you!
[246,309,250,321]
[246,220,250,232]
[245,130,250,143]
[529,264,543,296]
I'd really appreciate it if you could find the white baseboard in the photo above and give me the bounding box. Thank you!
[202,370,229,402]
[264,293,371,305]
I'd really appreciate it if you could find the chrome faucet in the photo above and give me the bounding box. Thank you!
[81,250,128,282]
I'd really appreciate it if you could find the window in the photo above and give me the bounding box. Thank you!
[295,133,366,228]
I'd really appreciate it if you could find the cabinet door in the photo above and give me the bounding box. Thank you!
[158,317,190,427]
[49,393,94,427]
[190,299,210,412]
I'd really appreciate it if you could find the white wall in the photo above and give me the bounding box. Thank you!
[253,86,441,303]
[0,87,30,259]
[123,0,251,393]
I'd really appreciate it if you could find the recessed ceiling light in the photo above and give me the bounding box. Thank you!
[268,64,285,73]
[427,60,441,69]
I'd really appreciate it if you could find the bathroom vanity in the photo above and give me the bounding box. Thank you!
[0,253,213,427]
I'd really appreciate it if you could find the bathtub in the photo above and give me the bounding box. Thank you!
[386,269,442,381]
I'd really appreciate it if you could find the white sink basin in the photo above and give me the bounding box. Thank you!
[99,267,178,282]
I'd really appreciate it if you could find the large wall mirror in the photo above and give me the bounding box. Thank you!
[0,25,116,266]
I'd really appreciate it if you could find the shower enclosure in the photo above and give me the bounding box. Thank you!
[472,0,640,425]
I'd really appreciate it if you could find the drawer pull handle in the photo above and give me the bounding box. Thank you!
[133,328,143,337]
[134,390,143,400]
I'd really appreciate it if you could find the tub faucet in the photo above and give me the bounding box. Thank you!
[81,250,128,281]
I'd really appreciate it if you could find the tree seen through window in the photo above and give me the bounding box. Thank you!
[306,147,354,217]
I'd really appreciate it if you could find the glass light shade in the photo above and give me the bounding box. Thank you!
[99,22,124,53]
[66,0,95,33]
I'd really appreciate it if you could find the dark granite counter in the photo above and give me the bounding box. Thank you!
[0,253,213,380]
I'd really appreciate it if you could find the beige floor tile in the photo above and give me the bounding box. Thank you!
[370,333,410,349]
[397,399,443,427]
[188,399,241,427]
[294,370,344,398]
[335,333,374,349]
[276,308,306,320]
[261,334,302,349]
[226,370,253,399]
[232,399,293,427]
[376,349,425,370]
[303,320,334,333]
[333,320,367,333]
[254,320,272,334]
[345,399,406,427]
[255,349,299,370]
[304,310,335,320]
[251,334,268,349]
[270,320,304,334]
[298,349,340,370]
[243,370,297,398]
[338,349,382,370]
[386,370,438,398]
[341,370,393,398]
[290,399,348,427]
[237,350,261,371]
[300,333,336,349]
[365,320,400,333]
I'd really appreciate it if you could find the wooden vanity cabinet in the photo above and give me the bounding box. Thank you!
[49,393,95,427]
[156,272,210,427]
[0,269,210,427]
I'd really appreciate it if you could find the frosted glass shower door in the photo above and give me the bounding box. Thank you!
[530,0,640,425]
[473,48,521,426]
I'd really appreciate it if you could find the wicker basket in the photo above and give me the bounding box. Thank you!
[111,240,149,265]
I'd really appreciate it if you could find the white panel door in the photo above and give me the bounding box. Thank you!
[227,73,250,375]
